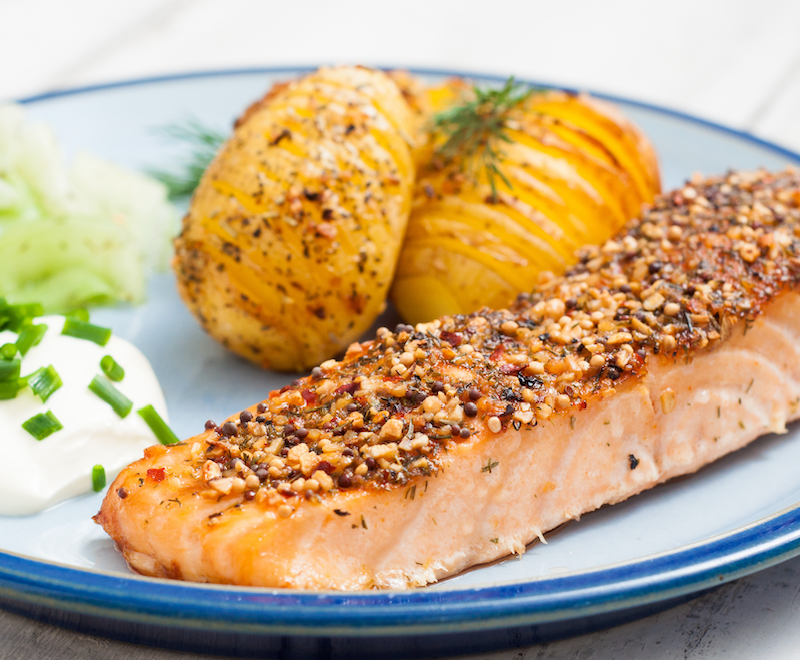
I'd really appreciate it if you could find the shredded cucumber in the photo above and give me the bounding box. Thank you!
[0,105,177,312]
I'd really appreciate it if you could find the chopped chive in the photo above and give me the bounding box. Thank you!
[12,302,43,318]
[138,405,180,445]
[0,359,20,382]
[92,465,106,492]
[22,410,63,440]
[0,343,17,360]
[26,365,62,403]
[0,379,26,400]
[62,318,111,346]
[89,374,132,417]
[0,302,43,332]
[100,355,125,382]
[16,323,48,356]
[66,308,90,322]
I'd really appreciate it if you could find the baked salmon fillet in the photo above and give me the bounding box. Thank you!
[96,168,800,590]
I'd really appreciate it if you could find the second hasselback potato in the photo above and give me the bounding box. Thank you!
[390,79,661,324]
[173,66,418,372]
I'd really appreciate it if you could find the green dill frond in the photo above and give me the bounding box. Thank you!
[148,118,226,199]
[433,77,545,201]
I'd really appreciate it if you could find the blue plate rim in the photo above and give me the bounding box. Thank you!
[3,499,800,636]
[16,65,800,166]
[5,66,800,637]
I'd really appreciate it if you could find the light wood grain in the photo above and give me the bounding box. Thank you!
[4,0,800,152]
[752,51,800,155]
[0,0,182,99]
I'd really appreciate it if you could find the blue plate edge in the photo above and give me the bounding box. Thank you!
[15,64,800,167]
[1,497,800,636]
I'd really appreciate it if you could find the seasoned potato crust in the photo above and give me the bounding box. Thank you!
[174,66,418,371]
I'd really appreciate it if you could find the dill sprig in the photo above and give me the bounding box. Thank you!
[148,118,226,199]
[433,77,543,201]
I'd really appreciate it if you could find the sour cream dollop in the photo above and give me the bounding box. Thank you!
[0,316,168,515]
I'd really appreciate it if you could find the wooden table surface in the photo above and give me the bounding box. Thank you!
[2,1,800,658]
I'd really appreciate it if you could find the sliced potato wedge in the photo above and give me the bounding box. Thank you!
[173,66,418,372]
[391,84,661,324]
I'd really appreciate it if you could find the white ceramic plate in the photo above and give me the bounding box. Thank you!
[2,68,800,658]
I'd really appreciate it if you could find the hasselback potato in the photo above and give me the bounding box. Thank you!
[390,79,661,324]
[173,66,418,372]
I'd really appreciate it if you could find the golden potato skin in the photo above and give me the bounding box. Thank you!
[391,84,661,325]
[174,67,417,372]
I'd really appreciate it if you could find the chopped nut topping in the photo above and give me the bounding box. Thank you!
[210,478,233,494]
[379,418,404,441]
[188,170,800,512]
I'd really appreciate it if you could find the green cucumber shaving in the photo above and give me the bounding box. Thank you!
[0,105,177,313]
